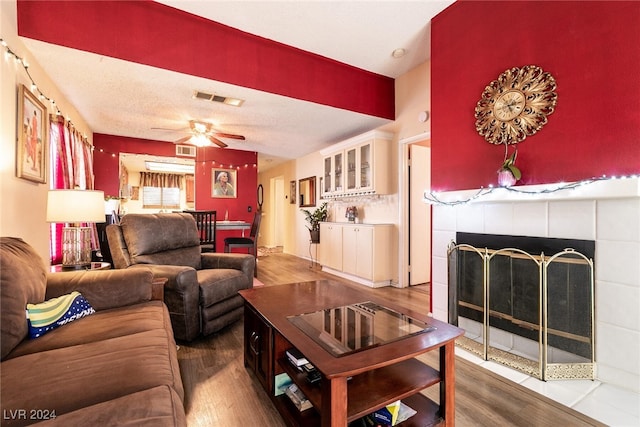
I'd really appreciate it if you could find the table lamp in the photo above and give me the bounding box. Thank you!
[46,189,105,268]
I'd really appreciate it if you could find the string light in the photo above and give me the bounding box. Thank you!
[1,38,84,139]
[424,174,640,206]
[96,148,257,170]
[3,38,258,170]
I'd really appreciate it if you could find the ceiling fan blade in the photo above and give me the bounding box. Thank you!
[212,132,245,141]
[152,126,189,131]
[174,136,192,144]
[209,136,228,148]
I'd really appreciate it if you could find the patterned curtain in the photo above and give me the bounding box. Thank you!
[139,172,183,189]
[49,116,97,264]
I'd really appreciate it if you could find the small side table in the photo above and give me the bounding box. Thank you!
[50,262,111,273]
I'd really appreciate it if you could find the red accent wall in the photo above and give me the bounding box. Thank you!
[17,0,394,120]
[431,1,640,191]
[93,134,258,251]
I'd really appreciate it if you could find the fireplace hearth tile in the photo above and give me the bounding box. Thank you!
[513,202,548,236]
[596,240,640,285]
[520,376,601,408]
[597,199,640,242]
[549,200,596,240]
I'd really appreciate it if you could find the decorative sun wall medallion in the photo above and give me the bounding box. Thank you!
[475,65,558,145]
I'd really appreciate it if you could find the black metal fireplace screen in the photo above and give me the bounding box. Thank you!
[448,233,595,380]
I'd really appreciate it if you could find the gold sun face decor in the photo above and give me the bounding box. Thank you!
[475,65,558,145]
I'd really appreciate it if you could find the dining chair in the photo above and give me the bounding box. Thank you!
[224,211,261,276]
[184,210,217,252]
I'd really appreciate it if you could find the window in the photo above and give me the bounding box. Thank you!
[139,172,183,209]
[143,186,180,209]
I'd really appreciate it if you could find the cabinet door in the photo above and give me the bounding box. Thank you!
[342,226,358,276]
[323,156,332,195]
[358,142,373,191]
[355,226,374,280]
[244,306,272,391]
[346,147,357,192]
[319,223,343,270]
[333,152,344,192]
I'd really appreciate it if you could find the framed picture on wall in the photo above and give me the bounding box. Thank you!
[290,180,296,204]
[16,84,48,183]
[212,168,237,198]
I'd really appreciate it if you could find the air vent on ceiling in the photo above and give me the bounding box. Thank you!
[176,145,196,157]
[192,90,244,107]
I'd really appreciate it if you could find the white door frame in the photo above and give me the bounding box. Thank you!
[397,132,431,288]
[270,176,285,247]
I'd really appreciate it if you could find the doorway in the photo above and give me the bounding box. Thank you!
[271,176,285,247]
[409,143,430,286]
[398,133,431,288]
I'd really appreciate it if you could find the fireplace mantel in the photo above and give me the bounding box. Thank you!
[429,176,640,205]
[430,175,640,393]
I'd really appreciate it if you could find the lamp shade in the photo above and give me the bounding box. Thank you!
[46,190,106,223]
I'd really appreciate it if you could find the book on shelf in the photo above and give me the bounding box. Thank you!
[284,383,313,412]
[274,373,293,397]
[286,348,309,367]
[352,400,417,426]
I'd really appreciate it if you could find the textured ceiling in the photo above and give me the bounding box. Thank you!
[18,0,454,171]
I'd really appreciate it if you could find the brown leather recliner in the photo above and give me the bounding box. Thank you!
[106,213,255,341]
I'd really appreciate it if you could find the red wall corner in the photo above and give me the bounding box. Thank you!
[431,1,640,191]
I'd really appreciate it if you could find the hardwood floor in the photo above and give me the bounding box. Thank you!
[177,253,605,427]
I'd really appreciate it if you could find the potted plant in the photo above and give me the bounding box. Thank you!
[301,202,328,243]
[497,149,521,187]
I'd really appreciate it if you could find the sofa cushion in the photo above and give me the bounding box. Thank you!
[31,385,186,427]
[27,291,95,339]
[0,237,47,360]
[121,214,202,269]
[197,268,249,307]
[6,301,169,360]
[1,329,184,426]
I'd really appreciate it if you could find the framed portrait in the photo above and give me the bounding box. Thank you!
[290,180,296,204]
[212,168,237,198]
[17,84,48,183]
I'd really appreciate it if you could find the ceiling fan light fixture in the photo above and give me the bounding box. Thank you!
[191,121,209,133]
[190,134,212,147]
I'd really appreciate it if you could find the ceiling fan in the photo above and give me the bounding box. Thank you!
[154,120,245,148]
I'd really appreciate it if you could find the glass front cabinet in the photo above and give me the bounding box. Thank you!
[322,152,344,197]
[322,130,391,198]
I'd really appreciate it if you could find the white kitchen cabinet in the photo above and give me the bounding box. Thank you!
[318,222,343,271]
[322,151,344,197]
[320,222,394,287]
[321,131,392,198]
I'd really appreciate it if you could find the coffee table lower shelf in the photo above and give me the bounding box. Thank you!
[278,356,443,425]
[273,386,443,427]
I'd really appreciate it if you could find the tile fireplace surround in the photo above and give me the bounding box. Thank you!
[430,177,639,424]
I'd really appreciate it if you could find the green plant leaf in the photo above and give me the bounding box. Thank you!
[508,165,522,180]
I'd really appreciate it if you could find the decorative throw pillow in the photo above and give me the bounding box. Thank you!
[26,291,95,338]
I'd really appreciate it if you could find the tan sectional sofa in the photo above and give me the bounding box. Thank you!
[0,237,186,426]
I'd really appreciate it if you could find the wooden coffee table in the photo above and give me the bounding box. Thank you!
[239,280,463,427]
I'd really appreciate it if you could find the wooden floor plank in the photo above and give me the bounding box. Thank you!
[178,252,605,427]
